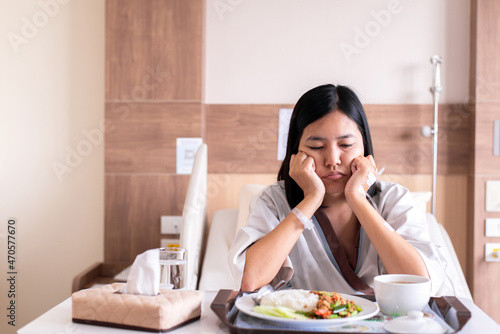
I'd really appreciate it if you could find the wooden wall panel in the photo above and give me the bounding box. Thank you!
[206,104,470,175]
[476,0,500,101]
[435,175,469,273]
[205,104,291,173]
[366,104,471,175]
[469,0,500,322]
[104,0,204,264]
[474,102,500,174]
[106,0,203,101]
[105,102,202,173]
[105,174,189,262]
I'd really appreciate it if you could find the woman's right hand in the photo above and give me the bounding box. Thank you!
[289,151,325,205]
[242,151,324,291]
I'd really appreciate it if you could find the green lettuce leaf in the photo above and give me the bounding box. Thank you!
[252,305,310,320]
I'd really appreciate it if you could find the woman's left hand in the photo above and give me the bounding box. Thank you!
[344,155,378,201]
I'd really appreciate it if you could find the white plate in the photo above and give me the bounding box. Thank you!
[235,291,380,327]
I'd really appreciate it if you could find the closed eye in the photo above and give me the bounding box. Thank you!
[308,146,323,150]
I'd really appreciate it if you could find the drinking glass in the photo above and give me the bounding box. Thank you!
[159,247,187,290]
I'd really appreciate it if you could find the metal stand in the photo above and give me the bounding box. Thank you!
[421,55,442,216]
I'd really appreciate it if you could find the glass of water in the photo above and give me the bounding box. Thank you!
[159,247,186,290]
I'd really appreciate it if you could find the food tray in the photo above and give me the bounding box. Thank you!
[210,290,471,334]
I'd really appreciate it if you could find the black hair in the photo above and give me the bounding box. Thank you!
[277,84,376,208]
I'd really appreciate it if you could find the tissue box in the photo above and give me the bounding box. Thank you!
[72,283,202,332]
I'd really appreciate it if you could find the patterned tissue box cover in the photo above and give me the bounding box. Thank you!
[72,283,202,332]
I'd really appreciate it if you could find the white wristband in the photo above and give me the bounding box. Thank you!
[358,167,385,195]
[358,171,378,195]
[291,207,314,230]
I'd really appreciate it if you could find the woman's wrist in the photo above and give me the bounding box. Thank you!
[302,190,324,209]
[293,194,323,224]
[291,207,314,230]
[345,190,370,212]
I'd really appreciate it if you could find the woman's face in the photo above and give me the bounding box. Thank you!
[298,110,365,195]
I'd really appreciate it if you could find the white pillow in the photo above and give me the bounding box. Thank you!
[235,184,267,237]
[410,191,432,213]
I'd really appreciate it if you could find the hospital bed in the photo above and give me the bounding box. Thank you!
[199,184,473,300]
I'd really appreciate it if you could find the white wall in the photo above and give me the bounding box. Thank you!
[205,0,470,104]
[0,1,104,333]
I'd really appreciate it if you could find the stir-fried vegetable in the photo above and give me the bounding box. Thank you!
[305,291,363,319]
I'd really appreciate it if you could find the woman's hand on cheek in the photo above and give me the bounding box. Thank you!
[289,151,325,201]
[345,155,378,201]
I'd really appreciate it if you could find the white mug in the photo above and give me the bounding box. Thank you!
[374,274,431,316]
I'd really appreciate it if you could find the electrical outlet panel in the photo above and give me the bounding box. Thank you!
[160,238,180,248]
[485,243,500,262]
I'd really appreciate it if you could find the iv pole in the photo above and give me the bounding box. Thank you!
[422,55,443,216]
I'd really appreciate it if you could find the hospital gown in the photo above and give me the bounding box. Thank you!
[228,180,454,296]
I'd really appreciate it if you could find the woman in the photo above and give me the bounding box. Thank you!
[228,84,449,295]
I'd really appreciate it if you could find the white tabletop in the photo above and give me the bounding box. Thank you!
[18,291,499,334]
[18,291,223,334]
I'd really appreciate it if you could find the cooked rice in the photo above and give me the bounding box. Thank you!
[259,289,319,312]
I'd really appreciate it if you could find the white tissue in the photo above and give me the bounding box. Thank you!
[121,248,160,295]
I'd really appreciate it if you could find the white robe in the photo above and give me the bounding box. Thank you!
[228,180,453,296]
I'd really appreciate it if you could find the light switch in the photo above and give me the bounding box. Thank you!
[486,218,500,237]
[485,243,500,262]
[161,216,183,234]
[486,180,500,212]
[176,138,202,175]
